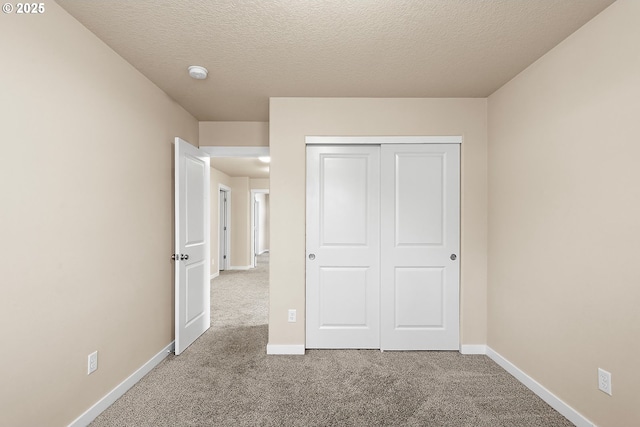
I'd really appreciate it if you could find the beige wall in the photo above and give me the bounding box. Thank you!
[269,98,488,346]
[210,167,232,275]
[199,121,269,146]
[250,178,270,190]
[487,1,640,425]
[0,2,199,426]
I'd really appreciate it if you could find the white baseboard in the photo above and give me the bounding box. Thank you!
[229,265,251,271]
[460,344,487,355]
[266,344,306,355]
[68,341,175,427]
[486,347,595,427]
[210,271,219,280]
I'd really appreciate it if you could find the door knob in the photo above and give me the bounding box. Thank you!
[180,254,189,260]
[171,254,178,261]
[308,254,316,260]
[450,254,457,260]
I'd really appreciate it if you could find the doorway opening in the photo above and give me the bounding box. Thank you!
[204,146,271,334]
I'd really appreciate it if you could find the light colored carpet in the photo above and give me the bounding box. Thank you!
[90,254,573,426]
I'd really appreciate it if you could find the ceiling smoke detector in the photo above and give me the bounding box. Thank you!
[188,65,208,80]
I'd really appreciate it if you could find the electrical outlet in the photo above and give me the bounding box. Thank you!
[88,351,98,375]
[598,368,612,395]
[288,309,296,323]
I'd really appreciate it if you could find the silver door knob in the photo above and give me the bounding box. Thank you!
[450,254,457,260]
[180,254,189,260]
[171,254,178,261]
[308,254,316,260]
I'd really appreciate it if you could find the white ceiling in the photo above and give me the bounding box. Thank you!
[56,0,615,122]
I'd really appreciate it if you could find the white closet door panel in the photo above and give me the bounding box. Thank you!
[321,156,369,245]
[395,154,444,246]
[394,267,444,328]
[381,144,460,350]
[318,267,370,326]
[306,145,380,349]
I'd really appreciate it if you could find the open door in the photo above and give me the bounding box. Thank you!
[174,137,210,355]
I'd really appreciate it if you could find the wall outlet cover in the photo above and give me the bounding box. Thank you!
[598,368,612,396]
[88,351,98,375]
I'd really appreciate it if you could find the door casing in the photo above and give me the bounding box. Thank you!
[250,189,270,268]
[219,185,231,271]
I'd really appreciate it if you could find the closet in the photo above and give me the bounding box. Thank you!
[306,138,460,350]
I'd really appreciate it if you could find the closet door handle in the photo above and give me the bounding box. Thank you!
[450,254,457,260]
[308,254,316,261]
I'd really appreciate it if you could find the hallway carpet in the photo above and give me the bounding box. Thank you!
[90,254,573,426]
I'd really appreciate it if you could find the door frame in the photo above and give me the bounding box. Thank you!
[306,136,462,145]
[250,189,270,268]
[304,135,462,351]
[218,184,231,271]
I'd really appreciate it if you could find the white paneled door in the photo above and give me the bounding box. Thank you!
[380,144,460,350]
[306,142,460,350]
[306,146,381,348]
[174,138,210,355]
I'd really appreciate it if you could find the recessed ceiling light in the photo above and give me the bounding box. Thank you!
[188,65,208,80]
[258,156,271,163]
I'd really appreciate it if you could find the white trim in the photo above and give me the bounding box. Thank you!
[67,342,175,427]
[266,344,306,355]
[200,146,270,157]
[250,189,270,268]
[486,347,595,427]
[305,136,462,145]
[229,265,252,271]
[218,184,231,271]
[460,344,487,355]
[210,271,219,280]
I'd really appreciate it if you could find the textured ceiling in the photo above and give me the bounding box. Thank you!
[56,0,615,121]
